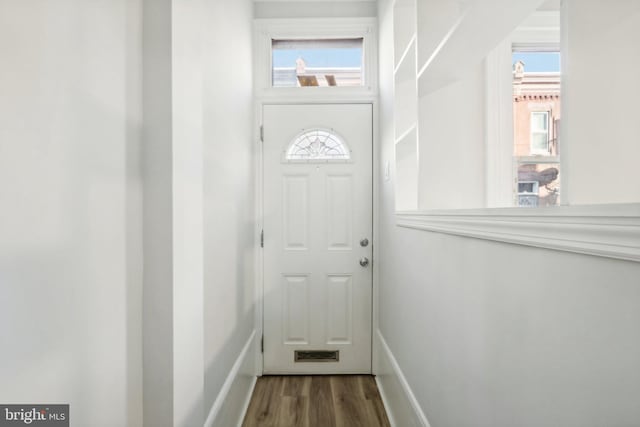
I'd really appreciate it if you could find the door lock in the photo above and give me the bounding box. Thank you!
[360,238,369,247]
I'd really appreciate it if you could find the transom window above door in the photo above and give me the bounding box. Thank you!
[272,38,364,88]
[254,18,377,97]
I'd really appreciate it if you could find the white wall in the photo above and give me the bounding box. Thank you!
[1,2,255,426]
[202,0,256,417]
[142,0,256,425]
[562,0,640,205]
[172,1,206,425]
[418,67,486,209]
[142,0,174,425]
[254,1,377,18]
[378,1,640,426]
[0,1,143,426]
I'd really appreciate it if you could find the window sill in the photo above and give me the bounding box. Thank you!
[396,203,640,262]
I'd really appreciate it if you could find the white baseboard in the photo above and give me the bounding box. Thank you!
[375,330,431,427]
[205,330,257,427]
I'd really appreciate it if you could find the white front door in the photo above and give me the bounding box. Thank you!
[262,104,373,374]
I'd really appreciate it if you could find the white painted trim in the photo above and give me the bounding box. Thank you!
[559,0,571,205]
[254,101,265,377]
[205,331,257,427]
[375,330,431,427]
[253,16,380,379]
[371,99,381,375]
[396,203,640,262]
[394,122,417,146]
[510,10,560,48]
[393,34,416,75]
[485,37,515,208]
[235,376,257,427]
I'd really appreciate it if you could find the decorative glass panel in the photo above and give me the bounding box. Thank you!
[286,129,351,161]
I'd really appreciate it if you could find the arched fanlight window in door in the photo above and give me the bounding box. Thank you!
[284,128,351,162]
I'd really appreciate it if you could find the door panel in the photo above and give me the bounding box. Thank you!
[282,175,309,249]
[263,104,373,374]
[326,175,353,250]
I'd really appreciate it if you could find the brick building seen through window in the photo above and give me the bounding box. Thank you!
[512,51,561,207]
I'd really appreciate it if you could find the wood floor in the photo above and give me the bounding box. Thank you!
[242,375,391,427]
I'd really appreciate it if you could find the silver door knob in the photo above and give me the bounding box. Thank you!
[359,257,369,267]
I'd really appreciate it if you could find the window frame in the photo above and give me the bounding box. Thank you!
[254,18,378,101]
[486,13,563,208]
[530,111,550,155]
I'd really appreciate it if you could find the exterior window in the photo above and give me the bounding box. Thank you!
[272,38,363,88]
[530,111,549,154]
[285,129,351,161]
[513,50,561,207]
[517,162,560,207]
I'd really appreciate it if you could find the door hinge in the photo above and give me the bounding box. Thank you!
[261,335,264,353]
[259,125,264,142]
[260,229,264,248]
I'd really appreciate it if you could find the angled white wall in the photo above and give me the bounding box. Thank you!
[202,0,257,423]
[143,0,256,426]
[142,0,174,425]
[0,0,144,425]
[172,0,206,425]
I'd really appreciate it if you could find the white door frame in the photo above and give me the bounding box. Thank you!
[253,98,380,377]
[251,14,380,378]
